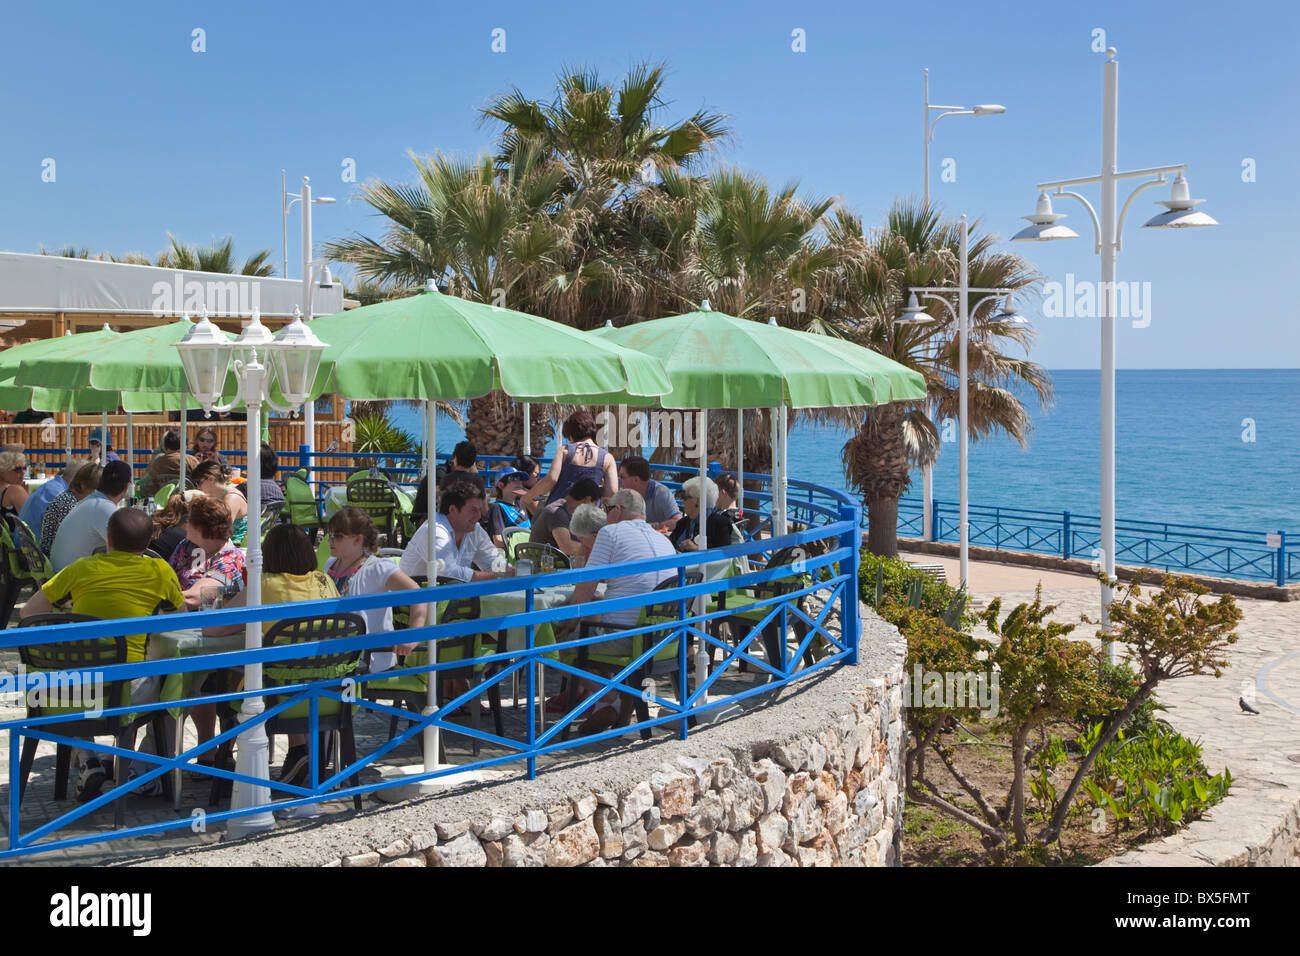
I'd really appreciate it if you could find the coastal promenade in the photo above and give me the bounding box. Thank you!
[900,551,1300,866]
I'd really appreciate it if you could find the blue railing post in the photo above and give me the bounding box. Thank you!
[1062,510,1071,559]
[707,461,720,479]
[839,503,862,666]
[525,587,536,779]
[677,566,689,741]
[930,498,940,542]
[1277,530,1286,587]
[298,443,309,472]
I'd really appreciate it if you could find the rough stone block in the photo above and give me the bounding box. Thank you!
[709,831,741,865]
[435,819,471,841]
[502,832,549,867]
[593,807,624,859]
[754,760,787,815]
[771,740,808,772]
[476,817,514,842]
[813,770,837,803]
[668,838,709,867]
[516,809,548,834]
[572,793,598,821]
[756,847,791,867]
[628,851,669,867]
[651,771,695,819]
[548,817,600,867]
[648,821,685,851]
[546,803,574,833]
[783,772,812,815]
[377,839,410,860]
[710,757,735,790]
[428,832,486,867]
[382,856,427,868]
[756,812,788,854]
[619,780,654,828]
[342,851,380,868]
[825,792,849,835]
[735,831,758,867]
[684,792,725,838]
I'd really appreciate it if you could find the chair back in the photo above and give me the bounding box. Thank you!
[263,613,366,718]
[259,500,284,536]
[284,474,321,529]
[1,513,53,584]
[17,614,132,722]
[345,478,397,534]
[502,526,530,562]
[513,541,570,571]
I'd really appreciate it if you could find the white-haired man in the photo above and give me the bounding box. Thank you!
[668,475,736,552]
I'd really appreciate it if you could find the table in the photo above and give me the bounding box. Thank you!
[148,627,245,807]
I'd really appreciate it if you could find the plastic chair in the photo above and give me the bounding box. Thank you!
[560,573,702,742]
[714,545,815,677]
[344,478,398,543]
[209,613,366,810]
[153,483,176,509]
[16,616,170,824]
[259,500,284,537]
[0,514,54,628]
[284,473,323,542]
[502,527,530,562]
[512,541,570,571]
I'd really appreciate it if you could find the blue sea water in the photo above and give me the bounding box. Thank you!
[387,369,1300,534]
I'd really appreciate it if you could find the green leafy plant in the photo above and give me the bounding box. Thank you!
[860,551,974,629]
[350,412,419,471]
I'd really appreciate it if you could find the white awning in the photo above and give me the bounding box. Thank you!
[0,251,345,320]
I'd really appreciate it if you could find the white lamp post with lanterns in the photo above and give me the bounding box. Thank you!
[1010,47,1216,648]
[174,308,327,835]
[895,215,1030,588]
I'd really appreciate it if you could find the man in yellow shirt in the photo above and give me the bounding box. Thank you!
[22,508,184,801]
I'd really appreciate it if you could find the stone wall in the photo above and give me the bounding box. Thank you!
[134,603,907,868]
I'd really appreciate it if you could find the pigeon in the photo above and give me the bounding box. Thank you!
[1239,697,1260,715]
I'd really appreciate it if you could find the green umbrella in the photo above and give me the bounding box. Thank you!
[0,328,123,414]
[589,303,925,408]
[303,284,671,402]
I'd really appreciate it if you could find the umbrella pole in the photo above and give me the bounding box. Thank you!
[180,394,188,492]
[423,400,440,772]
[778,406,788,537]
[126,412,134,496]
[523,402,530,456]
[65,415,72,463]
[736,408,744,518]
[99,411,108,466]
[693,409,709,711]
[768,408,778,537]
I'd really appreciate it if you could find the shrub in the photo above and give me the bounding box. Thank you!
[859,551,972,629]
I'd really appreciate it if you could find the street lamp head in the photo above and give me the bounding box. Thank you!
[894,292,932,325]
[972,104,1005,116]
[232,311,276,369]
[314,196,336,205]
[268,309,328,406]
[994,296,1031,326]
[1011,192,1080,241]
[317,265,335,288]
[174,310,233,411]
[1142,174,1217,228]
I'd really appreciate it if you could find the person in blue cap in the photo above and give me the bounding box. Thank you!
[86,427,121,463]
[486,468,531,548]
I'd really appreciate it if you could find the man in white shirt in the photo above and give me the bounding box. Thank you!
[50,461,132,572]
[400,477,502,582]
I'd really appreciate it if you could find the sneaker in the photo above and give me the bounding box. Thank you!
[126,768,164,799]
[76,759,110,803]
[276,745,310,788]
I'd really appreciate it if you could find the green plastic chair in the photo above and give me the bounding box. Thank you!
[284,473,323,542]
[344,478,399,543]
[560,572,702,741]
[714,545,815,675]
[0,515,54,627]
[315,533,332,572]
[153,483,176,508]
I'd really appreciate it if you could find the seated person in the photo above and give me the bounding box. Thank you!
[715,473,740,516]
[527,477,600,557]
[20,458,86,536]
[140,428,198,495]
[669,476,736,552]
[324,507,427,666]
[558,489,676,732]
[0,450,30,513]
[400,477,503,582]
[411,441,485,516]
[513,454,542,516]
[567,502,608,564]
[168,495,246,609]
[202,523,337,787]
[240,442,284,505]
[191,460,249,547]
[41,462,100,555]
[617,455,680,533]
[21,508,184,800]
[50,461,132,571]
[86,427,121,463]
[487,468,531,548]
[149,494,188,559]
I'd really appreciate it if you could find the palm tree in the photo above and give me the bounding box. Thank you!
[826,200,1052,557]
[156,234,275,276]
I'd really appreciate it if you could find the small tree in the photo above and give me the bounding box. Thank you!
[1039,572,1241,843]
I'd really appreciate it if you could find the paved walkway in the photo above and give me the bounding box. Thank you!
[900,550,1300,866]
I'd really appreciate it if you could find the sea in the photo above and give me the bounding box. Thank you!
[386,369,1300,534]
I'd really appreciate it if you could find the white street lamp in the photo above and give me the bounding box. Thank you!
[901,215,1029,589]
[1011,48,1215,652]
[283,174,336,459]
[921,69,1006,542]
[175,308,327,835]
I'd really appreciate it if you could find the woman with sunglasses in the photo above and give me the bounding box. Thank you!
[190,426,229,469]
[191,460,248,546]
[668,475,735,552]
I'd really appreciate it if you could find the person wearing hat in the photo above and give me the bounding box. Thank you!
[487,468,531,548]
[86,427,121,463]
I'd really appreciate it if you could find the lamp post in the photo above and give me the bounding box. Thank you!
[175,308,326,835]
[921,70,1005,542]
[896,215,1029,588]
[283,174,336,458]
[1010,48,1215,647]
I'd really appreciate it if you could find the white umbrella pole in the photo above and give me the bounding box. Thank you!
[736,408,744,518]
[423,400,440,771]
[768,408,778,536]
[523,402,531,456]
[777,407,788,537]
[126,412,134,496]
[180,394,188,492]
[99,411,108,466]
[693,409,709,700]
[65,416,72,462]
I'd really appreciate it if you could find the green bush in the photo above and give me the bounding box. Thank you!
[859,551,972,629]
[1079,721,1231,836]
[1075,661,1166,739]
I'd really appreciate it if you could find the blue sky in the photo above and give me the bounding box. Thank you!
[2,0,1296,368]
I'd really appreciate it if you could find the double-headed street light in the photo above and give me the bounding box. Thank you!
[175,308,327,835]
[1011,48,1216,648]
[896,215,1029,588]
[921,69,1005,541]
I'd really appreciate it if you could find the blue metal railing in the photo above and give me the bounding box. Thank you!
[0,463,860,860]
[898,496,1296,586]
